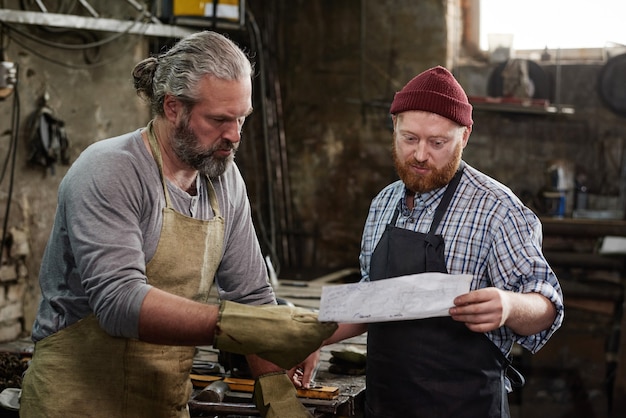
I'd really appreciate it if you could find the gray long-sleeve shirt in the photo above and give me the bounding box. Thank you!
[31,129,275,342]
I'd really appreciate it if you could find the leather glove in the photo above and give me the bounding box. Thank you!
[253,372,313,418]
[213,301,337,370]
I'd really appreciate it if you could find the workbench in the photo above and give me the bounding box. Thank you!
[188,336,366,418]
[188,268,366,418]
[0,269,365,418]
[0,334,366,418]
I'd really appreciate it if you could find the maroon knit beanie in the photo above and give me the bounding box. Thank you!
[390,66,473,127]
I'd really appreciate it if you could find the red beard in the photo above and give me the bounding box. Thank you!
[392,140,463,193]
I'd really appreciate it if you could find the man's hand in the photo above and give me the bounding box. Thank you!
[288,349,321,389]
[450,287,557,336]
[450,287,509,333]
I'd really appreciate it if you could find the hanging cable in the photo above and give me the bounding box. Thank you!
[3,0,154,67]
[4,5,151,52]
[0,29,13,185]
[2,22,149,69]
[5,21,134,50]
[0,65,20,267]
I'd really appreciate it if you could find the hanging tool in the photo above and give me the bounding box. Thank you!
[26,93,70,174]
[0,41,16,101]
[0,61,16,100]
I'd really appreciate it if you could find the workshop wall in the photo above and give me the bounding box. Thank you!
[456,62,626,215]
[270,1,626,273]
[0,0,150,338]
[264,0,458,274]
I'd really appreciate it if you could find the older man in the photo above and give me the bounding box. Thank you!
[21,31,335,418]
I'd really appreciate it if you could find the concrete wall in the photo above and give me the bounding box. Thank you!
[0,0,150,337]
[456,62,626,206]
[271,0,456,273]
[272,1,626,272]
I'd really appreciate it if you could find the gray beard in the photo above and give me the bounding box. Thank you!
[173,122,236,179]
[202,155,233,179]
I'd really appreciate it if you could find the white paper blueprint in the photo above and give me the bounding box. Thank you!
[318,272,473,323]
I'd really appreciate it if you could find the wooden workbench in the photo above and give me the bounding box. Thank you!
[188,336,366,418]
[0,269,365,418]
[0,335,366,418]
[189,268,366,417]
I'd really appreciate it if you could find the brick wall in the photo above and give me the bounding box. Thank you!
[0,228,30,342]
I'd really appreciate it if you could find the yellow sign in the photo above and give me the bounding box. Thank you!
[173,0,240,21]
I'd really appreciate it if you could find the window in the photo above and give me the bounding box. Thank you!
[480,0,626,51]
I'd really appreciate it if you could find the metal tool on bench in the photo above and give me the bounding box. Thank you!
[189,379,259,416]
[194,380,231,403]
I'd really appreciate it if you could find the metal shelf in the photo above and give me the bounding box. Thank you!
[472,101,575,115]
[0,8,196,38]
[469,96,575,115]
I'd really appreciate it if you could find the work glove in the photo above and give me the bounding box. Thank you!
[214,301,337,370]
[329,345,366,375]
[253,372,313,418]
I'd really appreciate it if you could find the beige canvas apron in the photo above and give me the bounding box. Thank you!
[20,121,225,418]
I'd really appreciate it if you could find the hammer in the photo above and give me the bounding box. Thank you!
[194,380,230,403]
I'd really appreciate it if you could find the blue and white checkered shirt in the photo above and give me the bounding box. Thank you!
[359,162,564,357]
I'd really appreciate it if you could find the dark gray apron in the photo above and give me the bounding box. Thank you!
[365,164,511,418]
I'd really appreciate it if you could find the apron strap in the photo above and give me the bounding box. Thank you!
[389,205,401,226]
[146,119,174,209]
[428,161,465,235]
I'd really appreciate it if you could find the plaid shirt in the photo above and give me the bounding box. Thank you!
[359,162,564,357]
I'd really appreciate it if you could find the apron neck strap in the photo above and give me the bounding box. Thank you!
[428,161,465,235]
[146,119,173,208]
